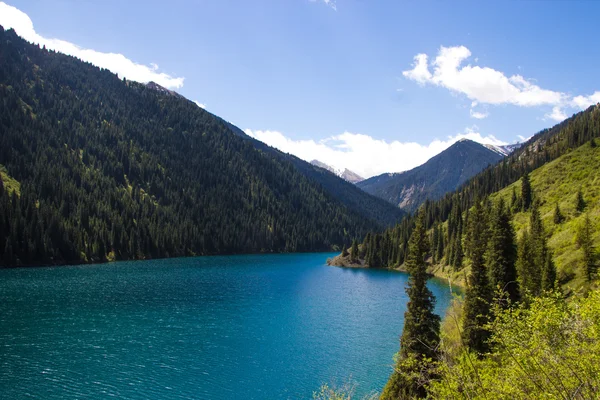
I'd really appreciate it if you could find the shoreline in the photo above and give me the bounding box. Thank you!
[327,253,466,289]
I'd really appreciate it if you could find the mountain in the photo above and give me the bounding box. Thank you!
[484,142,523,156]
[0,26,403,267]
[310,160,365,184]
[357,139,504,213]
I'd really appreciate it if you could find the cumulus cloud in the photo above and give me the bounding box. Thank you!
[0,2,184,89]
[572,91,600,110]
[470,109,489,119]
[402,45,600,120]
[403,46,565,107]
[244,127,509,179]
[545,106,567,122]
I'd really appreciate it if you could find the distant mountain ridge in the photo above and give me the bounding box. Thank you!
[310,160,365,184]
[357,139,505,213]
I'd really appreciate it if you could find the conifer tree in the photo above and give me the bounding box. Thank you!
[350,239,359,262]
[577,214,596,281]
[521,172,532,211]
[553,203,564,224]
[462,200,493,354]
[381,209,440,399]
[341,245,349,258]
[436,226,444,263]
[510,186,518,210]
[576,190,586,213]
[516,231,533,294]
[451,221,463,270]
[486,199,519,304]
[541,252,557,291]
[528,201,548,295]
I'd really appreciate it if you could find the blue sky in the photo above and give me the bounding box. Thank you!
[1,0,599,177]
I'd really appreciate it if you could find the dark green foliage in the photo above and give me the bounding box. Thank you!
[462,201,493,355]
[382,209,440,399]
[516,201,552,297]
[577,214,597,281]
[358,139,503,213]
[350,239,358,262]
[591,138,597,148]
[516,231,537,296]
[341,246,348,257]
[0,26,387,266]
[521,172,532,211]
[486,199,519,304]
[576,189,586,212]
[541,252,557,291]
[553,203,564,224]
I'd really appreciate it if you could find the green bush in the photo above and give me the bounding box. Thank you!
[431,291,600,399]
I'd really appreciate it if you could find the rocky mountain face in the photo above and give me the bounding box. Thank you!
[356,139,505,213]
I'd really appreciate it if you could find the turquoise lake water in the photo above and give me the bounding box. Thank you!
[0,253,456,399]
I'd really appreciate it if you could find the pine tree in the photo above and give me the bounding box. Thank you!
[576,190,586,213]
[486,199,519,304]
[381,209,440,399]
[577,214,596,281]
[516,229,543,298]
[436,226,444,263]
[541,252,557,291]
[521,172,532,211]
[451,222,463,270]
[350,239,359,262]
[553,203,564,224]
[462,200,493,354]
[341,245,349,258]
[510,186,518,210]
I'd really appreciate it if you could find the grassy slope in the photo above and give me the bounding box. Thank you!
[0,164,20,196]
[489,141,600,295]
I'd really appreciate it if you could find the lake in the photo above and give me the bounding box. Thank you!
[0,253,456,399]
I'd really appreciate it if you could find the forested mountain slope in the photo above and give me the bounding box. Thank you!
[489,140,600,294]
[357,139,504,213]
[224,122,404,227]
[0,26,396,267]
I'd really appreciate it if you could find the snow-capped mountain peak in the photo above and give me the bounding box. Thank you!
[310,160,364,184]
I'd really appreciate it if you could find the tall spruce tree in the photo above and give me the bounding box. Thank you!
[381,209,440,399]
[516,231,537,297]
[576,190,586,213]
[350,239,359,262]
[486,199,519,304]
[541,252,557,291]
[521,172,532,211]
[577,214,596,281]
[462,200,493,355]
[553,203,564,224]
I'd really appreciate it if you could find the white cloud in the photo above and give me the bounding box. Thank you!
[571,91,600,110]
[244,127,508,179]
[0,2,184,89]
[403,46,565,107]
[194,100,206,109]
[310,0,337,11]
[545,106,567,122]
[470,109,489,119]
[403,54,432,84]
